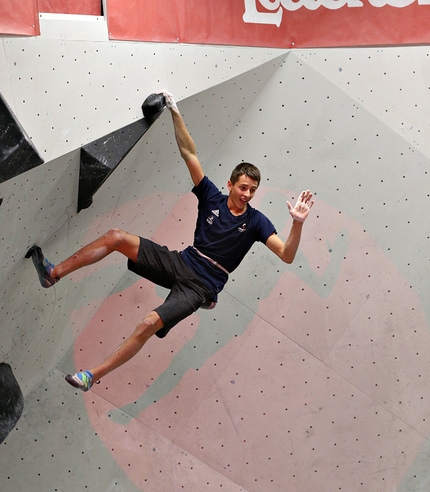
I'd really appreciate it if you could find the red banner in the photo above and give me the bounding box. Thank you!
[0,0,40,36]
[107,0,430,48]
[38,0,101,15]
[1,0,428,46]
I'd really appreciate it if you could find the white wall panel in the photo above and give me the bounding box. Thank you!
[2,36,167,162]
[1,15,287,164]
[39,13,108,41]
[163,43,287,100]
[297,47,430,155]
[0,40,14,110]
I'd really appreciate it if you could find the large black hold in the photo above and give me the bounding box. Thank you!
[77,119,149,211]
[0,363,24,444]
[0,93,44,183]
[77,93,166,212]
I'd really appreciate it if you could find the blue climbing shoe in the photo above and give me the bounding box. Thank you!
[27,245,59,288]
[65,371,95,392]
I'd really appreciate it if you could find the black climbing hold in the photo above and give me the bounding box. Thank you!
[0,363,24,444]
[77,93,165,212]
[24,246,34,259]
[0,93,44,184]
[141,93,166,122]
[77,119,149,212]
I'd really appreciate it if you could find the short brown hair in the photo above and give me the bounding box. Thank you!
[230,162,261,186]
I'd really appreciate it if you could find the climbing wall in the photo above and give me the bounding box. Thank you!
[1,14,430,492]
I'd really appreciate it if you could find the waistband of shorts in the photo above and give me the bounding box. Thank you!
[192,247,230,276]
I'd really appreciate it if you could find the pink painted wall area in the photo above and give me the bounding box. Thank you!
[68,188,429,490]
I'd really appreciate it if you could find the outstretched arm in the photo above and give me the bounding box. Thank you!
[266,190,314,264]
[163,91,204,187]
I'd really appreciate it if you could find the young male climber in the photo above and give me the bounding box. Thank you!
[29,91,314,392]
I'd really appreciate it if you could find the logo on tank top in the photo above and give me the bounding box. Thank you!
[238,223,247,233]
